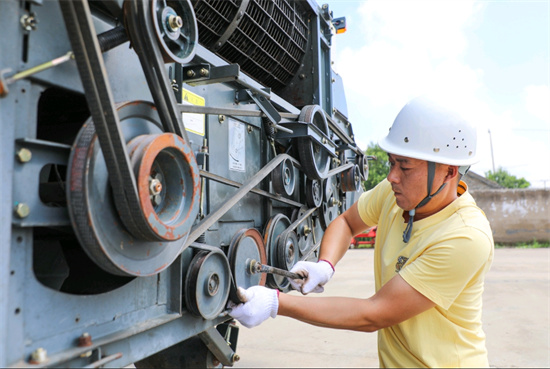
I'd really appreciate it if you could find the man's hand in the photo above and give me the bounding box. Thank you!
[289,260,334,294]
[228,286,279,328]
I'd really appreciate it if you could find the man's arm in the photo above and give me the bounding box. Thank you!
[278,273,436,332]
[317,202,370,267]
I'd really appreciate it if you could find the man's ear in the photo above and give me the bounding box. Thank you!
[445,165,459,181]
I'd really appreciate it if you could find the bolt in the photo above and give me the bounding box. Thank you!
[247,125,253,133]
[218,115,226,124]
[16,148,32,163]
[168,15,183,31]
[78,332,93,347]
[331,78,335,83]
[20,14,37,31]
[199,68,209,77]
[303,225,311,236]
[149,178,162,196]
[29,348,47,364]
[322,138,327,144]
[299,73,306,80]
[186,69,196,78]
[14,203,30,218]
[232,354,241,363]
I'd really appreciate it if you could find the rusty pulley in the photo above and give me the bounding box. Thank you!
[67,101,200,277]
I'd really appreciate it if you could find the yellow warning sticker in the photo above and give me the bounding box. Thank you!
[181,87,205,136]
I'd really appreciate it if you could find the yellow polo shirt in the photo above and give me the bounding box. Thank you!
[357,179,494,368]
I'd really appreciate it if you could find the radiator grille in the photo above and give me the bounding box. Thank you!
[191,0,309,90]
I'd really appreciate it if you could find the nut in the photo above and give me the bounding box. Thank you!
[14,203,30,219]
[29,348,47,364]
[16,148,32,163]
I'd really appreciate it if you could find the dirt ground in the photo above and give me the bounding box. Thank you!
[233,248,550,368]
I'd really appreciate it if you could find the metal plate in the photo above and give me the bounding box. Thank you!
[227,228,267,303]
[67,101,190,277]
[263,214,291,290]
[185,250,231,320]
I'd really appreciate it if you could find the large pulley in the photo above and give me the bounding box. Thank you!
[67,101,200,277]
[227,228,267,303]
[184,249,231,320]
[297,105,331,180]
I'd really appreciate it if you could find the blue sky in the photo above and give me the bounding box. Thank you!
[325,0,550,188]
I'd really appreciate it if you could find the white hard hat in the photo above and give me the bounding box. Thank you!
[379,96,479,166]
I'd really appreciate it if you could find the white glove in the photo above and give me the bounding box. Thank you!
[289,259,334,294]
[228,286,279,328]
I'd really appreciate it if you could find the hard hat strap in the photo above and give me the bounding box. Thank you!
[402,161,447,243]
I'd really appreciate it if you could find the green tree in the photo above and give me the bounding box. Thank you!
[485,167,530,188]
[363,142,389,191]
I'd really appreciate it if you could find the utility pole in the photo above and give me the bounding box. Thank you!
[488,129,496,173]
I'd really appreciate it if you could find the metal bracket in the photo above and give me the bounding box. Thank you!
[198,327,238,366]
[182,63,240,86]
[275,122,338,158]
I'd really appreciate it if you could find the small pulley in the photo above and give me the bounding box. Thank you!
[340,164,362,192]
[184,250,231,320]
[271,157,296,196]
[127,133,200,241]
[357,154,370,180]
[150,0,198,63]
[297,105,331,180]
[276,230,299,272]
[263,214,292,291]
[291,207,314,257]
[305,178,323,208]
[320,175,341,229]
[227,228,267,303]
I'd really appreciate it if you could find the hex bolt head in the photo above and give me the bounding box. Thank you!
[29,347,47,364]
[186,69,196,78]
[16,148,32,163]
[199,68,209,77]
[14,203,30,218]
[78,332,93,347]
[168,15,183,31]
[232,354,240,363]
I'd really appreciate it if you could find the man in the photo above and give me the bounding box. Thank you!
[229,96,494,367]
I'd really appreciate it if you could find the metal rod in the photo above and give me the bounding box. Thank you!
[249,259,304,280]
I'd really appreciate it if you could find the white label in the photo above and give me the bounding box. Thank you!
[228,118,246,172]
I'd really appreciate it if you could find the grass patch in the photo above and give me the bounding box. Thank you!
[495,240,549,249]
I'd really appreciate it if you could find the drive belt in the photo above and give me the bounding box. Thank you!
[59,0,157,241]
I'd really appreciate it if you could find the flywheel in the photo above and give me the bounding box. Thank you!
[67,101,200,277]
